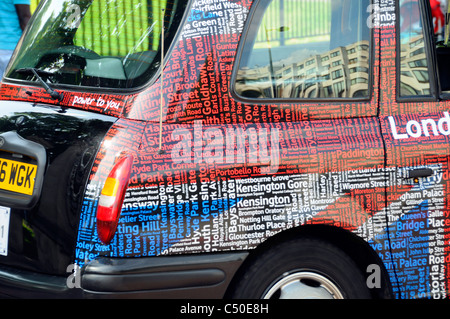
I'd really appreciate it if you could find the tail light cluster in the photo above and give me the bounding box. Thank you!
[96,154,134,244]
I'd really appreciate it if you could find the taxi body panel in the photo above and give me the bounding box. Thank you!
[0,0,448,299]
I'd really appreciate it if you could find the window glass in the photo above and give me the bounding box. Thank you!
[235,0,371,99]
[7,0,187,89]
[399,0,431,96]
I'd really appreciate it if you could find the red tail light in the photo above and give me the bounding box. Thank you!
[96,154,134,244]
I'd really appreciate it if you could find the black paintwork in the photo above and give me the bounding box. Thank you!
[0,101,116,275]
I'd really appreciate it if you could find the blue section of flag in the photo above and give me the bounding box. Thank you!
[75,195,241,267]
[369,200,431,299]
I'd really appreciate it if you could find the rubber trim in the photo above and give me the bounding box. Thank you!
[0,252,249,298]
[81,252,248,298]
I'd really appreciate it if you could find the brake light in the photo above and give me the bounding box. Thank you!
[96,154,134,244]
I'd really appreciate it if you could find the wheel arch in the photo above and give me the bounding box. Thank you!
[225,224,394,299]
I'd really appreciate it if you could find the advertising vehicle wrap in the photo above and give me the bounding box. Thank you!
[0,0,449,299]
[71,0,426,298]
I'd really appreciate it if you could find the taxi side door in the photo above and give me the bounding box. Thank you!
[380,0,450,299]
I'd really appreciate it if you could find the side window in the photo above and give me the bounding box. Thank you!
[235,0,371,99]
[398,0,432,96]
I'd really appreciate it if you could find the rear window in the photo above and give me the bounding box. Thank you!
[6,0,187,89]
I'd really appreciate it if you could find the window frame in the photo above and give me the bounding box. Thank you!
[231,0,376,104]
[395,0,439,102]
[4,0,192,95]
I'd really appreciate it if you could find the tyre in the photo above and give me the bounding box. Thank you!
[230,237,371,299]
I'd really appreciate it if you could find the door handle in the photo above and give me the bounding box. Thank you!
[407,168,433,179]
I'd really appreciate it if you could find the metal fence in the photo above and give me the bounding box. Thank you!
[74,0,153,56]
[30,0,330,52]
[30,0,165,56]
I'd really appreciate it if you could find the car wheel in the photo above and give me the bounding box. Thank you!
[230,237,371,299]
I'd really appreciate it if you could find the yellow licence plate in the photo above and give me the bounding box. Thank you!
[0,158,37,196]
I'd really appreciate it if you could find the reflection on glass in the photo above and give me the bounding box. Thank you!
[399,0,431,96]
[7,0,187,89]
[235,0,371,99]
